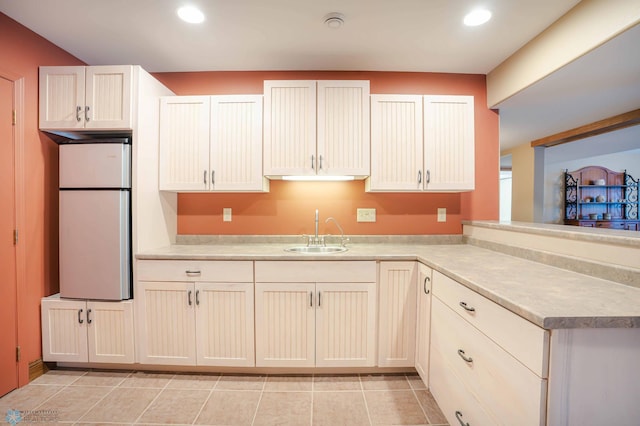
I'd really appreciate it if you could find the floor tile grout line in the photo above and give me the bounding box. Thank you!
[130,373,176,425]
[358,374,374,426]
[190,374,221,425]
[71,380,128,425]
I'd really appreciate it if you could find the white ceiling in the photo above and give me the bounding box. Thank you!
[2,0,638,151]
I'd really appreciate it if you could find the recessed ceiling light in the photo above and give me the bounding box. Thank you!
[177,5,205,24]
[323,12,345,29]
[463,9,492,26]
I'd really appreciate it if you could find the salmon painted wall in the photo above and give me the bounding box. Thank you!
[0,13,84,385]
[153,71,500,235]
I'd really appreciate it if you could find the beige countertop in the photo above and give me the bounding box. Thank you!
[137,241,640,330]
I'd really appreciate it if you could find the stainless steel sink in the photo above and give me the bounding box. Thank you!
[284,246,348,254]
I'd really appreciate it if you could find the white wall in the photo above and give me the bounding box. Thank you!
[543,126,640,223]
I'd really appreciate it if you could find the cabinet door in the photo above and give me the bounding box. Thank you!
[255,282,316,367]
[315,282,377,367]
[317,81,370,176]
[86,301,135,364]
[210,95,266,191]
[423,95,475,191]
[41,298,88,362]
[159,96,211,191]
[38,66,85,130]
[415,263,432,384]
[378,261,418,367]
[85,65,133,129]
[368,95,423,191]
[137,281,197,365]
[263,80,317,176]
[196,282,255,367]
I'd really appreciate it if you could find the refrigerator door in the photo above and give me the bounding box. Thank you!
[59,190,131,300]
[60,143,131,188]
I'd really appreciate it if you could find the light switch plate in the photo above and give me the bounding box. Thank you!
[223,208,232,222]
[357,208,376,222]
[437,208,446,222]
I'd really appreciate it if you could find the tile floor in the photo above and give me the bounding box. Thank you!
[0,370,449,425]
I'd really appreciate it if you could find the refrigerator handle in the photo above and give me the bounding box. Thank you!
[78,308,84,324]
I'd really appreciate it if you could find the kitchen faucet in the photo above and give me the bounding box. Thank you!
[325,216,349,247]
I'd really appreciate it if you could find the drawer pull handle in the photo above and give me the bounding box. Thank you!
[459,301,475,312]
[455,410,469,426]
[186,270,201,277]
[457,349,473,363]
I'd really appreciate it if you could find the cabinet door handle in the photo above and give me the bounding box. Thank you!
[318,291,321,307]
[211,170,215,185]
[84,105,90,122]
[188,290,193,306]
[418,170,422,184]
[423,276,430,294]
[195,290,200,306]
[203,170,207,185]
[86,309,92,324]
[457,349,473,363]
[310,291,313,307]
[426,169,431,184]
[459,301,475,312]
[311,155,315,170]
[76,106,82,122]
[185,270,201,277]
[78,308,84,324]
[319,155,323,170]
[455,410,470,426]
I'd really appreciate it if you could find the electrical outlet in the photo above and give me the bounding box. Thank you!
[357,208,376,222]
[223,208,232,222]
[437,208,446,222]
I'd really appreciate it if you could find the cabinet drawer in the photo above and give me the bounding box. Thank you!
[137,260,253,282]
[432,298,546,425]
[430,343,496,426]
[255,261,376,282]
[432,271,549,377]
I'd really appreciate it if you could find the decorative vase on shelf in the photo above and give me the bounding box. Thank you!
[596,195,605,202]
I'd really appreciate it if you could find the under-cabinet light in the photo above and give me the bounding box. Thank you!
[282,176,355,182]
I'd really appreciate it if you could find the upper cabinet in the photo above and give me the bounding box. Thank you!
[159,95,267,192]
[39,66,133,130]
[263,80,370,178]
[367,94,475,192]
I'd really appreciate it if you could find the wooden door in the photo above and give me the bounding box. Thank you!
[38,66,85,129]
[415,264,432,385]
[377,261,418,367]
[423,95,475,191]
[137,281,197,365]
[210,95,266,191]
[85,65,133,129]
[87,301,135,364]
[263,80,317,176]
[317,81,370,176]
[196,282,255,366]
[159,96,211,191]
[315,282,377,367]
[368,95,423,191]
[0,76,18,396]
[255,282,315,367]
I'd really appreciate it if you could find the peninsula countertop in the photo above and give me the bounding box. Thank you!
[136,241,640,330]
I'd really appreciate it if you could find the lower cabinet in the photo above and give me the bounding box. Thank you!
[41,295,134,364]
[414,263,432,384]
[429,271,549,426]
[254,261,377,368]
[136,260,254,366]
[378,261,418,367]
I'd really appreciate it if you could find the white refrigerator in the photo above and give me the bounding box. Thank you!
[59,139,132,300]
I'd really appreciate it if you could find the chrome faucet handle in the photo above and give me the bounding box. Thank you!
[341,236,350,247]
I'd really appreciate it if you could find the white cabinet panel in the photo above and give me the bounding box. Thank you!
[159,96,211,191]
[41,296,134,364]
[255,282,316,367]
[39,65,133,130]
[424,95,475,191]
[378,261,418,367]
[414,263,432,385]
[368,95,423,191]
[263,80,317,176]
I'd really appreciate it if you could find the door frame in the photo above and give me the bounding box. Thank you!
[1,68,27,387]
